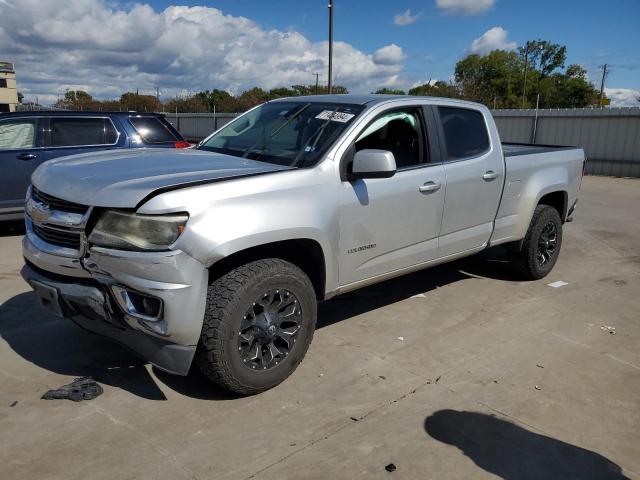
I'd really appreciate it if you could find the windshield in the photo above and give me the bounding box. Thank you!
[198,101,364,167]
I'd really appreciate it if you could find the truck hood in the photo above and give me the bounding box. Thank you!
[31,148,294,208]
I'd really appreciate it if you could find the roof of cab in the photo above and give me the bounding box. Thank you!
[269,94,485,109]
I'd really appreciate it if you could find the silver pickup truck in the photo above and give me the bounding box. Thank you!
[21,95,584,394]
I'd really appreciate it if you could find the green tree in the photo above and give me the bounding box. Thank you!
[373,88,406,95]
[455,50,523,107]
[235,87,271,111]
[119,92,160,112]
[409,80,459,98]
[451,40,597,108]
[289,84,348,96]
[17,91,24,103]
[196,89,237,112]
[164,95,208,113]
[54,90,95,110]
[519,40,566,105]
[543,65,600,108]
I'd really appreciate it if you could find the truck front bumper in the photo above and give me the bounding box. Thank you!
[22,235,209,375]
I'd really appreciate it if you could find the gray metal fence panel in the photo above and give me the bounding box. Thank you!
[162,113,240,142]
[492,108,640,177]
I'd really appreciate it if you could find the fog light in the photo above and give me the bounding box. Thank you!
[111,286,163,321]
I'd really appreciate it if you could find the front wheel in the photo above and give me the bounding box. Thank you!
[511,205,563,280]
[196,259,317,395]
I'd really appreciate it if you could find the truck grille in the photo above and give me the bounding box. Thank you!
[32,224,82,249]
[28,187,89,254]
[31,186,89,214]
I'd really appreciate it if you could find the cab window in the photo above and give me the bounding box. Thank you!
[355,108,426,169]
[437,107,490,161]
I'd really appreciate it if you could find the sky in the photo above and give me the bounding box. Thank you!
[1,0,639,106]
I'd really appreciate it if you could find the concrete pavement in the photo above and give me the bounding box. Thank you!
[0,175,638,479]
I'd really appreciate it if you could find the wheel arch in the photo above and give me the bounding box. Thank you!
[537,190,568,221]
[207,238,327,300]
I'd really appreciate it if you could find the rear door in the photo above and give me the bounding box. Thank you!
[0,116,45,209]
[435,105,505,258]
[43,116,122,161]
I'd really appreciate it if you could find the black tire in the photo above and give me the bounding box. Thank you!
[511,205,563,280]
[196,259,317,395]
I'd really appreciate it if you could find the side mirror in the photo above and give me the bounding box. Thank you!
[349,149,397,179]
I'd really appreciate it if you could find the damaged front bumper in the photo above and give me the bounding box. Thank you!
[22,234,209,375]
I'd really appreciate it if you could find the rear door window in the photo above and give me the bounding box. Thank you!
[129,116,179,144]
[0,119,37,149]
[50,117,118,147]
[437,107,490,161]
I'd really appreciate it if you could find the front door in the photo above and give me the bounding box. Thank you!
[0,117,45,210]
[338,106,446,286]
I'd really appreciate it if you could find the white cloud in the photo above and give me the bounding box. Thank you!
[470,27,517,55]
[0,0,407,102]
[436,0,495,16]
[373,44,407,65]
[604,88,640,107]
[394,9,420,26]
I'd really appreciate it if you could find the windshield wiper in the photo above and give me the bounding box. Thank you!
[242,102,311,159]
[290,106,340,167]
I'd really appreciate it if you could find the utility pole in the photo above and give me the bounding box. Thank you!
[155,86,160,103]
[314,73,320,95]
[521,43,529,108]
[328,0,334,94]
[599,64,608,108]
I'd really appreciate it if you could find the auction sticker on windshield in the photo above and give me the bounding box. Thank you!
[315,111,356,123]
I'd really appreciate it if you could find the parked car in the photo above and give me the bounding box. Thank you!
[21,95,584,394]
[0,111,190,220]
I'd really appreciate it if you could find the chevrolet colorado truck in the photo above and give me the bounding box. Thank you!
[21,95,584,394]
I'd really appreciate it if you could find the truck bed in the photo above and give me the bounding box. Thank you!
[502,142,577,157]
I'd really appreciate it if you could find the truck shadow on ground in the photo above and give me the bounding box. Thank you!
[0,247,519,401]
[0,220,25,237]
[425,409,630,480]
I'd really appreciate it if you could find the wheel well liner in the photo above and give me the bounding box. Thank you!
[208,239,326,299]
[538,191,568,221]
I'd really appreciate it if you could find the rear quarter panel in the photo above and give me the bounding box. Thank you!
[490,148,584,245]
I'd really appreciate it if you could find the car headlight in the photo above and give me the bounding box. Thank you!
[88,210,188,251]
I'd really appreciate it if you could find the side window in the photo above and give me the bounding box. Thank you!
[50,118,118,147]
[0,119,37,149]
[129,117,179,143]
[437,107,490,161]
[355,109,426,169]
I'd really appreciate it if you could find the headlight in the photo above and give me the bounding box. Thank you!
[88,210,188,251]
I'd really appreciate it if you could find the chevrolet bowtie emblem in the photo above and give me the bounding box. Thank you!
[29,200,51,223]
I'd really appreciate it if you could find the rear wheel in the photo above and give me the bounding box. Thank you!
[196,259,317,395]
[511,205,563,280]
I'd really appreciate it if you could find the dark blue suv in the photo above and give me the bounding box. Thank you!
[0,111,189,220]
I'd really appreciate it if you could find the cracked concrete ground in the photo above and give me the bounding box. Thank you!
[1,176,639,479]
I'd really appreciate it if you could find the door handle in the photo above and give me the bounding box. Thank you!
[17,153,37,161]
[419,181,441,194]
[482,170,499,181]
